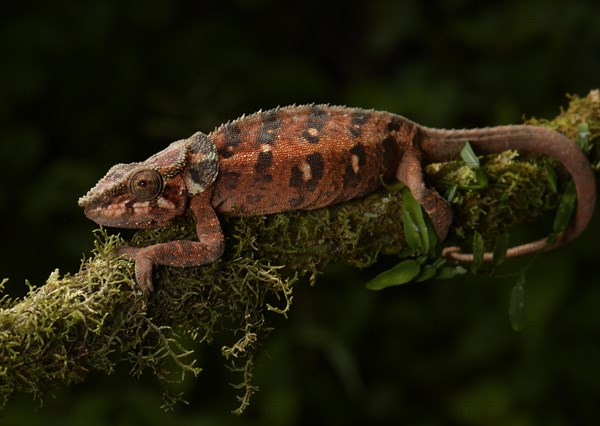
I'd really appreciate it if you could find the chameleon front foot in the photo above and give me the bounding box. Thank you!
[116,238,225,292]
[117,246,156,293]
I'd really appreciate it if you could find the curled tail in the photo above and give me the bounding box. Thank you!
[420,125,596,262]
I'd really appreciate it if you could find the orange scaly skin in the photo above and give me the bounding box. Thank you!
[79,105,596,292]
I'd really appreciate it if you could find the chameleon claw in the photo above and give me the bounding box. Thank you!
[116,246,155,292]
[134,256,155,293]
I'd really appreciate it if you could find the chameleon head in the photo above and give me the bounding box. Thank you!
[78,132,219,228]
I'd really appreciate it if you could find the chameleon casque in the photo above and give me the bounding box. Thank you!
[79,105,597,292]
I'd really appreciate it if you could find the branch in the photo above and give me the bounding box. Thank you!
[1,91,598,413]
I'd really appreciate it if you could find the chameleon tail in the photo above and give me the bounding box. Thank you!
[420,125,596,262]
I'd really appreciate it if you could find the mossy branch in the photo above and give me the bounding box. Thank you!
[1,91,598,413]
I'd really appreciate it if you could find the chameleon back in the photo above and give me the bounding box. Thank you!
[209,105,411,215]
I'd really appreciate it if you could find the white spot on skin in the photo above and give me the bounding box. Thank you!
[89,202,127,218]
[132,201,151,215]
[307,128,318,137]
[109,203,126,216]
[301,161,312,181]
[157,197,176,210]
[351,154,360,174]
[261,144,272,153]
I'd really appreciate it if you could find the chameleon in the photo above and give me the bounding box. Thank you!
[78,105,596,292]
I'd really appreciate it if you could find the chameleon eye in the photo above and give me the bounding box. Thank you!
[128,170,163,201]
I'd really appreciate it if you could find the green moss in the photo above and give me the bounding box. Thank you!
[0,91,598,413]
[428,90,600,248]
[427,150,558,246]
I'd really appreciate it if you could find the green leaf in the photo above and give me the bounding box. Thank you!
[471,232,485,273]
[445,184,458,202]
[472,167,489,188]
[577,122,590,153]
[458,142,490,189]
[460,142,480,168]
[508,278,525,332]
[425,214,438,255]
[492,232,510,266]
[432,257,447,269]
[435,265,467,280]
[401,188,430,254]
[415,264,437,282]
[553,180,577,234]
[365,259,421,290]
[402,205,423,253]
[544,163,558,193]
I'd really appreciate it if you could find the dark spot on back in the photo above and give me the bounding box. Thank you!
[350,111,371,138]
[262,109,281,130]
[412,127,425,150]
[219,123,242,158]
[342,145,364,191]
[306,105,328,131]
[245,194,263,204]
[257,129,276,145]
[288,153,325,193]
[289,196,305,208]
[254,151,273,174]
[305,153,324,192]
[351,111,370,126]
[218,148,234,159]
[349,143,366,166]
[257,110,281,145]
[302,131,320,144]
[289,165,303,189]
[387,116,403,132]
[382,135,396,154]
[349,127,362,138]
[342,164,362,190]
[303,105,328,143]
[222,123,242,146]
[381,135,398,173]
[255,173,273,183]
[305,153,324,184]
[220,171,241,191]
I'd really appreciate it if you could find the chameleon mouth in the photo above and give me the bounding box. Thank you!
[84,203,127,218]
[82,195,183,229]
[83,203,161,229]
[83,203,128,226]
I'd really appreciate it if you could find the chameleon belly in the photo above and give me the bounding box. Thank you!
[210,105,408,215]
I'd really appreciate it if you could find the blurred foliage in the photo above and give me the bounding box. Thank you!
[0,0,599,425]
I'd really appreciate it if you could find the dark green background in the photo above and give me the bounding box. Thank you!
[1,1,599,425]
